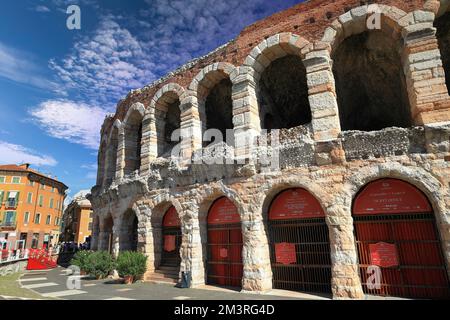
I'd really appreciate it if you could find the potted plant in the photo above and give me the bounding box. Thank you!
[87,251,115,280]
[70,250,93,275]
[116,251,148,284]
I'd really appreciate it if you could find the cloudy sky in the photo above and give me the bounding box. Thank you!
[0,0,300,200]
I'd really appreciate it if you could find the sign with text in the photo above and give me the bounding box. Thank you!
[269,189,325,220]
[275,243,297,265]
[369,242,399,268]
[354,179,432,215]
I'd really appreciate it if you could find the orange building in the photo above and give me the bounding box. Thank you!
[0,164,67,250]
[61,190,93,244]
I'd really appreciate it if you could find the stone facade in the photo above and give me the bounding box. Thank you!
[89,0,450,299]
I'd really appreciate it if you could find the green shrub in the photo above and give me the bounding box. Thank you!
[116,251,148,280]
[87,251,115,279]
[70,250,93,273]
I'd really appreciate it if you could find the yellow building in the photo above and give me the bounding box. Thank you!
[0,164,67,250]
[61,190,92,244]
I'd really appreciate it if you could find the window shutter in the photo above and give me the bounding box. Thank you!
[0,191,3,204]
[12,212,17,223]
[15,192,20,204]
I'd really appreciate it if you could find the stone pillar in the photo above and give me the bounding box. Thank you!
[180,97,203,166]
[179,204,205,287]
[115,126,125,180]
[402,10,450,125]
[326,205,364,299]
[231,66,261,164]
[241,218,272,292]
[140,110,153,176]
[111,221,121,258]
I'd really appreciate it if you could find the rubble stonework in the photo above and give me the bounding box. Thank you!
[89,0,450,299]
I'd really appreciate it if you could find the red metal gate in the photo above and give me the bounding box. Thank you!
[161,206,181,267]
[207,197,243,288]
[268,188,332,294]
[353,179,450,299]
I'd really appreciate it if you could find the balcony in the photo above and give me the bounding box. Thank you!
[5,200,17,209]
[0,221,16,231]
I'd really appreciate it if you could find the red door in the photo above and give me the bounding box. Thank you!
[161,206,182,267]
[268,188,332,294]
[207,197,243,288]
[353,179,450,299]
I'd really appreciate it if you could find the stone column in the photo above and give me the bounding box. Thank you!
[140,111,153,176]
[326,204,364,299]
[111,221,121,258]
[179,97,203,166]
[115,126,125,180]
[402,10,450,125]
[231,67,261,164]
[241,218,272,292]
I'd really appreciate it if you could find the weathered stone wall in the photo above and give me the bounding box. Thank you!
[89,0,450,299]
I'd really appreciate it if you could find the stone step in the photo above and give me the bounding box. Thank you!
[155,269,179,277]
[145,272,179,284]
[158,265,179,271]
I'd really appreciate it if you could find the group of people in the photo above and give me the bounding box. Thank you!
[60,239,91,253]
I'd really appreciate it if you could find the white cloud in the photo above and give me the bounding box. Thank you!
[29,100,107,149]
[0,141,57,167]
[0,42,58,91]
[35,5,51,12]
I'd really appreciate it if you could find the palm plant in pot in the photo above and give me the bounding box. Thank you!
[116,251,148,284]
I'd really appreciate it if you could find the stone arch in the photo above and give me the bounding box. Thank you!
[122,103,145,176]
[243,32,313,130]
[104,120,121,186]
[191,185,246,286]
[188,62,237,147]
[149,83,186,158]
[145,196,183,274]
[343,163,450,278]
[119,208,139,252]
[91,214,100,250]
[324,5,413,131]
[99,212,115,253]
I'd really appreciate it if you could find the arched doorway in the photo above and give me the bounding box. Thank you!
[103,215,114,254]
[207,197,243,288]
[268,188,331,294]
[120,209,138,252]
[353,179,450,299]
[161,206,181,268]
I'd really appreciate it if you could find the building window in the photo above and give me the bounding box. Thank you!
[31,233,39,249]
[0,190,4,204]
[27,192,33,204]
[55,217,59,226]
[46,215,51,225]
[49,198,54,209]
[40,183,45,190]
[24,212,30,225]
[6,191,19,208]
[51,187,55,193]
[38,195,44,207]
[11,177,21,184]
[56,201,60,211]
[2,211,16,226]
[0,176,5,183]
[88,222,93,231]
[35,213,41,224]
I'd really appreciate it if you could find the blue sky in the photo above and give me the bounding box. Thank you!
[0,0,301,202]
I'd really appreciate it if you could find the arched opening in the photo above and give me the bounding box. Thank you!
[352,178,450,299]
[207,197,242,288]
[258,55,312,130]
[104,126,118,186]
[124,111,143,175]
[103,214,114,254]
[201,76,234,147]
[97,141,106,186]
[120,209,138,252]
[332,31,411,131]
[158,206,182,280]
[267,188,331,294]
[435,12,450,95]
[155,93,181,157]
[92,215,100,250]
